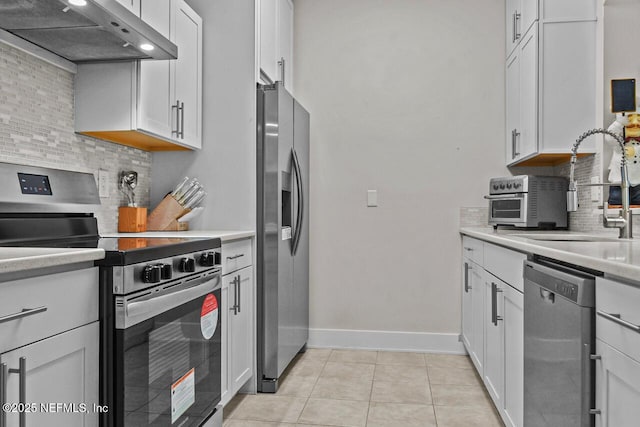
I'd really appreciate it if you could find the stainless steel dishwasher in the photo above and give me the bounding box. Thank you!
[523,259,598,427]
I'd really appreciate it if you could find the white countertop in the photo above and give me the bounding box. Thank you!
[460,227,640,282]
[101,230,255,242]
[0,247,105,275]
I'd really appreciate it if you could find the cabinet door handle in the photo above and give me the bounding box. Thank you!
[226,254,245,260]
[231,276,238,315]
[179,101,185,139]
[8,358,26,427]
[464,262,471,293]
[463,247,473,252]
[0,306,47,324]
[514,11,521,41]
[0,363,6,427]
[597,310,640,333]
[278,57,285,87]
[171,100,180,136]
[512,129,521,158]
[237,274,241,313]
[491,283,503,325]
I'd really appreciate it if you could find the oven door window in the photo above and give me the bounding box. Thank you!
[115,288,221,426]
[491,199,523,219]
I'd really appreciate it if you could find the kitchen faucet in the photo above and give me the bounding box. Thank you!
[567,128,633,239]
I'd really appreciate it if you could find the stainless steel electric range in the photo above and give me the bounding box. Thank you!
[0,163,223,427]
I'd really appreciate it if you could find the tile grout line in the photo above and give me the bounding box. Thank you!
[295,349,332,424]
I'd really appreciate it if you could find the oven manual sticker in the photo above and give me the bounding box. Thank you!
[200,293,218,339]
[171,368,195,424]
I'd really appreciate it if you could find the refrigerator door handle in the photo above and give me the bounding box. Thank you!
[291,147,304,255]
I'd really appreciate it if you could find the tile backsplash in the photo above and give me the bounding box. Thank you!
[0,42,151,233]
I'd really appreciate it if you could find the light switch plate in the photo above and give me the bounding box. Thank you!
[98,169,109,198]
[367,190,378,207]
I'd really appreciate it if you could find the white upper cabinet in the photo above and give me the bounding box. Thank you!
[115,0,140,15]
[258,0,293,92]
[505,0,538,58]
[505,0,597,166]
[74,0,202,151]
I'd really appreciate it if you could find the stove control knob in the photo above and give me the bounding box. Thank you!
[499,184,506,190]
[199,252,215,267]
[142,265,162,283]
[180,257,196,273]
[160,263,172,280]
[514,182,521,189]
[506,183,513,189]
[492,184,499,190]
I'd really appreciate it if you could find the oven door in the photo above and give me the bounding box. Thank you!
[113,273,222,426]
[487,194,528,226]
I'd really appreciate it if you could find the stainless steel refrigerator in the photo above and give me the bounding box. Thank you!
[256,82,309,392]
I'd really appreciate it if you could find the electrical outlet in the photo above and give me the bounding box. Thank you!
[591,176,601,203]
[98,169,109,198]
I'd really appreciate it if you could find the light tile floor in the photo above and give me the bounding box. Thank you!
[223,349,504,427]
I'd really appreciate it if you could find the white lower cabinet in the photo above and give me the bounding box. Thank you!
[595,340,640,427]
[0,267,100,426]
[484,274,505,410]
[595,276,640,427]
[1,323,99,427]
[461,237,524,427]
[461,237,484,374]
[502,282,524,427]
[228,267,254,396]
[470,264,485,373]
[221,238,255,406]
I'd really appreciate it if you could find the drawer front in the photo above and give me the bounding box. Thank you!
[0,268,98,354]
[222,238,253,275]
[596,277,640,362]
[462,236,484,266]
[484,242,527,292]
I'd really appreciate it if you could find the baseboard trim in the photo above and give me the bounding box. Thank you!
[308,328,467,354]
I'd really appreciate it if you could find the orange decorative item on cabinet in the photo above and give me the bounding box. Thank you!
[118,207,148,232]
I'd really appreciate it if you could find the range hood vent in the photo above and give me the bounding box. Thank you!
[0,0,177,62]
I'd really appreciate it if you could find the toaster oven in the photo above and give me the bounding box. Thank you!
[486,175,568,228]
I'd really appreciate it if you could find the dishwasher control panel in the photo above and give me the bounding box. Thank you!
[555,281,578,302]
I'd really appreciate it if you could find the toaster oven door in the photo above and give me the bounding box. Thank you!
[488,194,527,226]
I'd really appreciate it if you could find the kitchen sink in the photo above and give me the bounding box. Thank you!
[511,233,626,243]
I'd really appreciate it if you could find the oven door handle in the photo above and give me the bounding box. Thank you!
[126,275,220,320]
[484,193,523,199]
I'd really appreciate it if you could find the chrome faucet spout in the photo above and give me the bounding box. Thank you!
[567,128,632,239]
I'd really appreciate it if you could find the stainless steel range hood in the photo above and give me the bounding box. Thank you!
[0,0,177,62]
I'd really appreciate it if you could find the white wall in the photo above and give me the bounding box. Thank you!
[294,0,508,348]
[150,0,256,230]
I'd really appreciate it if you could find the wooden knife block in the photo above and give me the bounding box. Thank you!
[147,195,190,231]
[118,207,148,232]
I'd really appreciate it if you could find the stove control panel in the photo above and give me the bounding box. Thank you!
[115,249,222,295]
